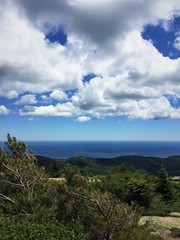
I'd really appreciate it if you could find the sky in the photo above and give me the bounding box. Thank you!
[0,0,180,141]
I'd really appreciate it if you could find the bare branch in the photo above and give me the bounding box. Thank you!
[71,192,109,220]
[1,180,25,188]
[0,193,14,203]
[2,162,20,179]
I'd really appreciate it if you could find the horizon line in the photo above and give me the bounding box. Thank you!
[1,139,180,142]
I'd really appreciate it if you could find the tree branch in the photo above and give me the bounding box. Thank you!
[1,180,24,188]
[0,193,14,203]
[2,162,20,179]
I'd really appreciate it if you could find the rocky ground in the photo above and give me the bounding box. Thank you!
[139,213,180,240]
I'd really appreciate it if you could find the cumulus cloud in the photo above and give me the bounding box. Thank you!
[0,0,180,120]
[0,105,9,115]
[120,97,177,120]
[76,116,91,122]
[20,102,75,117]
[0,1,83,96]
[6,91,18,99]
[50,90,68,101]
[16,0,179,46]
[15,94,37,105]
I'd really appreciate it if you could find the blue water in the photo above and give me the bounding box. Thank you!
[1,141,180,159]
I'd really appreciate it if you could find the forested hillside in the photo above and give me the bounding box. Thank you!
[37,154,180,176]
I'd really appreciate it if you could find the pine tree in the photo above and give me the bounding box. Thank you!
[157,165,174,201]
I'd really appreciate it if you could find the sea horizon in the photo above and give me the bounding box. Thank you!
[12,140,180,142]
[1,140,180,159]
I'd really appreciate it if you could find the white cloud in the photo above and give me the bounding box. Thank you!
[20,102,75,117]
[174,36,180,50]
[0,105,9,115]
[120,97,174,120]
[0,0,180,120]
[6,91,18,99]
[50,90,68,101]
[15,94,37,105]
[0,2,83,96]
[76,116,91,122]
[28,117,34,121]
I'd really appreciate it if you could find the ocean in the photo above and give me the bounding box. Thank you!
[1,141,180,159]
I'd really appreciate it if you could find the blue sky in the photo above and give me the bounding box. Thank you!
[0,0,180,141]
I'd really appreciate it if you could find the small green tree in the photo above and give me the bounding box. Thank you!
[125,177,156,208]
[57,169,140,240]
[99,166,156,208]
[0,134,56,216]
[157,165,174,201]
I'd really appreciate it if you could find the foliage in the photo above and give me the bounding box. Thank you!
[156,165,174,201]
[118,226,162,240]
[47,160,66,177]
[125,177,156,208]
[43,155,180,177]
[0,134,56,216]
[145,200,180,216]
[0,134,179,240]
[0,215,87,240]
[171,228,180,238]
[98,166,156,208]
[57,167,140,240]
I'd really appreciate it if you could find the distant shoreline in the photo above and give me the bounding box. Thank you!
[37,154,180,160]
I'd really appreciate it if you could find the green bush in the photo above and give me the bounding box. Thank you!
[0,216,87,240]
[99,168,156,208]
[145,200,180,216]
[118,226,162,240]
[171,228,180,238]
